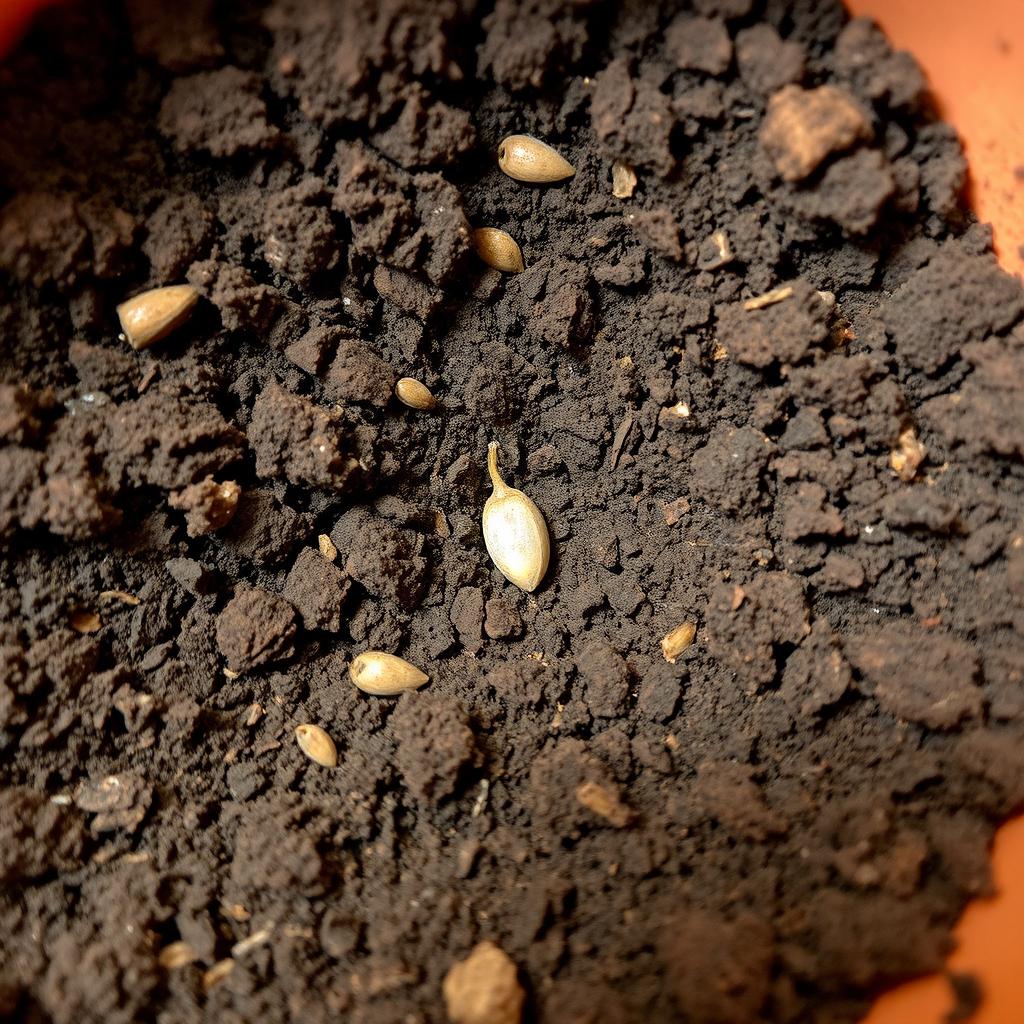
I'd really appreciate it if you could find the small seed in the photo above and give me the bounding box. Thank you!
[294,724,338,767]
[575,780,635,828]
[159,941,199,970]
[611,160,637,199]
[202,958,235,992]
[482,442,550,593]
[661,621,696,664]
[497,134,575,183]
[744,285,793,311]
[396,376,439,411]
[349,651,429,696]
[69,609,101,634]
[116,284,199,351]
[318,533,338,561]
[472,228,525,274]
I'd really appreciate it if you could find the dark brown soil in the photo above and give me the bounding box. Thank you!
[1,2,1023,1022]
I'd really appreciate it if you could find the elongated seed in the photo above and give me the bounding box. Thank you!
[611,160,637,199]
[159,941,199,970]
[472,228,525,273]
[396,377,438,411]
[661,621,696,664]
[117,284,198,350]
[295,723,337,767]
[350,651,429,696]
[482,442,550,592]
[498,134,575,183]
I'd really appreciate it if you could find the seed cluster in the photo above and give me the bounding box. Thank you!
[125,133,695,810]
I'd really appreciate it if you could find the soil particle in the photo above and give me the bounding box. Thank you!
[760,84,871,182]
[665,15,733,76]
[215,586,298,673]
[735,24,806,95]
[282,546,350,632]
[158,66,279,157]
[845,624,984,729]
[168,476,241,537]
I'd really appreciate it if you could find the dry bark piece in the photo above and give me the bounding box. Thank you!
[395,376,439,411]
[482,442,550,593]
[349,650,429,696]
[661,621,696,663]
[295,724,338,767]
[611,160,637,198]
[443,940,525,1024]
[497,134,575,183]
[760,84,871,181]
[473,227,525,273]
[116,284,199,350]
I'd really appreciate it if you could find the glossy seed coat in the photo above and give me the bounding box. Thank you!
[472,227,525,273]
[497,134,575,183]
[295,723,338,767]
[116,284,199,350]
[482,442,550,593]
[350,651,429,696]
[396,377,438,410]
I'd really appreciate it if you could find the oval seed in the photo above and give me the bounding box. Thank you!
[497,134,575,183]
[482,442,550,593]
[159,941,199,970]
[661,621,696,664]
[350,651,429,696]
[396,377,438,411]
[294,724,338,768]
[116,284,199,351]
[472,228,525,274]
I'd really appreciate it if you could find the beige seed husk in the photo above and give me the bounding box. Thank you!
[116,284,199,351]
[294,723,338,767]
[611,160,637,199]
[472,228,525,274]
[482,442,550,593]
[349,651,429,696]
[661,621,696,664]
[395,376,439,411]
[497,134,575,183]
[159,941,199,970]
[202,958,235,992]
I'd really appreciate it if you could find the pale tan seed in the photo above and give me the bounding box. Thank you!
[611,160,637,199]
[575,780,634,828]
[159,941,199,970]
[744,285,794,311]
[295,724,338,767]
[661,621,696,664]
[483,442,550,593]
[318,533,338,561]
[472,228,525,274]
[69,609,101,634]
[349,651,429,696]
[116,284,199,351]
[202,959,235,992]
[395,376,439,411]
[497,134,575,183]
[443,941,525,1024]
